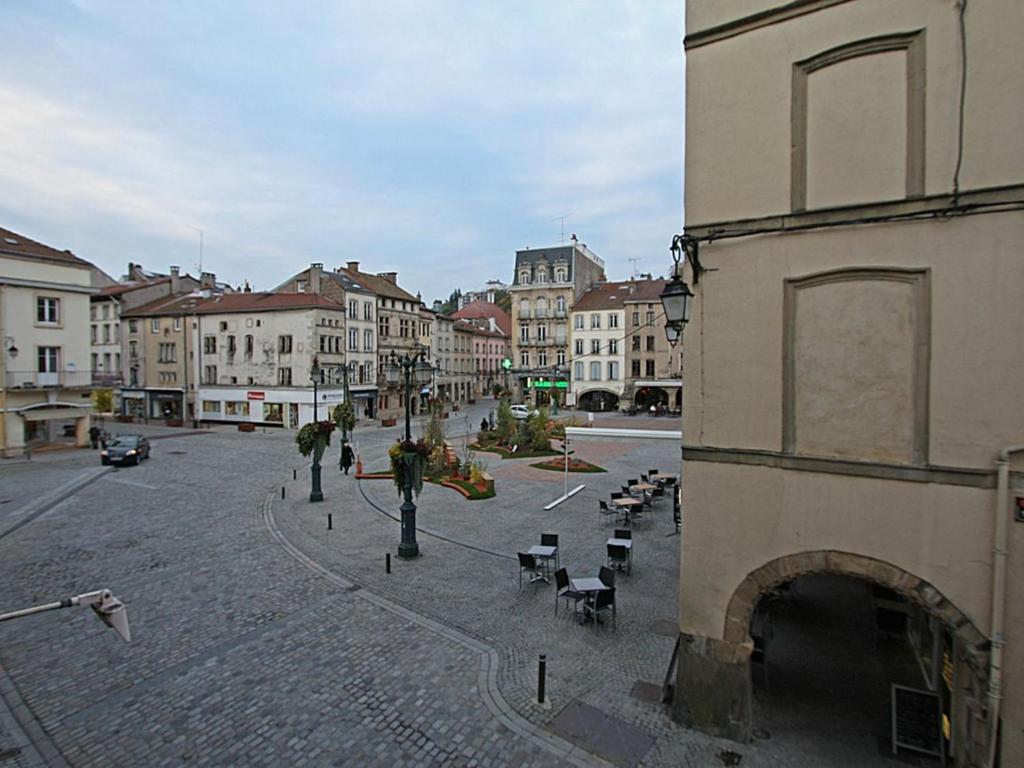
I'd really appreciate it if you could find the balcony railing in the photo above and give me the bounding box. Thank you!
[5,370,96,389]
[534,309,549,319]
[91,372,123,387]
[554,309,567,318]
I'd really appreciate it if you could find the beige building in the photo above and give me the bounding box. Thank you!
[510,242,605,406]
[622,279,679,413]
[0,228,95,455]
[568,282,626,412]
[676,2,1024,766]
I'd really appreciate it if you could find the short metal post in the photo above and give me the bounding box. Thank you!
[281,486,285,499]
[327,513,333,530]
[293,469,297,480]
[386,553,391,574]
[538,654,547,704]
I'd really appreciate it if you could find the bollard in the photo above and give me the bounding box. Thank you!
[293,469,297,480]
[327,513,333,530]
[281,486,285,499]
[538,654,547,704]
[386,553,391,574]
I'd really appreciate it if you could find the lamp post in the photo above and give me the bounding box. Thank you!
[309,355,323,502]
[383,347,434,559]
[661,234,696,537]
[337,361,353,472]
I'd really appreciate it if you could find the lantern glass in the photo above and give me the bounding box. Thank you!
[383,358,400,387]
[659,276,693,328]
[414,359,433,386]
[664,324,680,347]
[310,355,321,383]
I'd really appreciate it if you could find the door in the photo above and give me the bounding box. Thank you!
[37,347,59,386]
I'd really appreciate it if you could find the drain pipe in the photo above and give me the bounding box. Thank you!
[988,444,1024,767]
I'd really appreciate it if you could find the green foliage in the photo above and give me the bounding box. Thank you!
[493,289,511,314]
[91,388,113,413]
[388,439,429,497]
[438,289,462,314]
[331,401,356,433]
[526,407,551,451]
[296,421,336,459]
[496,398,515,443]
[421,398,447,451]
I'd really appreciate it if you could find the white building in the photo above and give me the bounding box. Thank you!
[0,227,95,455]
[192,293,349,428]
[568,282,627,411]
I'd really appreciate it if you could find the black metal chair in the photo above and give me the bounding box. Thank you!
[614,528,631,540]
[554,568,584,618]
[599,500,619,527]
[651,486,665,506]
[517,552,547,588]
[610,491,624,500]
[540,533,559,570]
[607,543,630,575]
[640,473,649,483]
[599,565,616,588]
[627,478,639,487]
[648,468,660,477]
[584,587,616,631]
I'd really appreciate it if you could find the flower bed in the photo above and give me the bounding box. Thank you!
[356,471,495,501]
[529,457,607,473]
[469,443,559,459]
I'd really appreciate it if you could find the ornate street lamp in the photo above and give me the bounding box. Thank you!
[309,354,323,502]
[337,362,354,472]
[383,347,434,558]
[661,233,697,537]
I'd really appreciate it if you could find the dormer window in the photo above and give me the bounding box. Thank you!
[537,268,547,284]
[519,269,531,285]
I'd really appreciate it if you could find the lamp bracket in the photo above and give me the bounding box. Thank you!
[671,234,704,285]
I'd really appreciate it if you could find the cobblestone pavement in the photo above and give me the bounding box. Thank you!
[0,402,904,766]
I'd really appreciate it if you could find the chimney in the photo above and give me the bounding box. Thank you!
[169,265,181,293]
[200,271,216,290]
[378,272,398,284]
[310,263,323,294]
[346,261,360,273]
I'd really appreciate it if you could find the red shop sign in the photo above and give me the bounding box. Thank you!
[247,391,266,401]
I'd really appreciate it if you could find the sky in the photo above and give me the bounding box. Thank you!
[0,1,684,301]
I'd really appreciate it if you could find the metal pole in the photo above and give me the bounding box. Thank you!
[398,353,419,559]
[538,654,547,704]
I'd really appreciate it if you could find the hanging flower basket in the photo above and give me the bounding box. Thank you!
[388,439,429,497]
[296,420,336,461]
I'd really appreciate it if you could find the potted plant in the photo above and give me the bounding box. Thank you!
[296,420,336,462]
[389,438,430,497]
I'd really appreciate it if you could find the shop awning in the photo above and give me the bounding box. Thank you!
[20,407,90,421]
[634,380,682,388]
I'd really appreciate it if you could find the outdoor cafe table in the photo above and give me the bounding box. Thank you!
[611,496,641,525]
[528,545,557,580]
[607,537,633,568]
[630,482,657,492]
[570,577,611,624]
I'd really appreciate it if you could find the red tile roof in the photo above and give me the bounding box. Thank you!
[192,292,345,314]
[452,301,512,335]
[573,279,666,311]
[0,226,91,269]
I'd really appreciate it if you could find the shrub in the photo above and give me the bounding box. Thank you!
[496,398,516,443]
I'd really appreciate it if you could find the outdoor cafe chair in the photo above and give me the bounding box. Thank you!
[614,528,632,540]
[648,468,660,477]
[651,486,665,506]
[610,491,624,501]
[607,543,631,575]
[640,473,649,483]
[584,587,616,631]
[554,568,584,618]
[518,552,548,589]
[540,533,560,570]
[627,478,639,487]
[599,565,616,588]
[599,500,619,527]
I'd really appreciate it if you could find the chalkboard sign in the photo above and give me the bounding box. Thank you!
[891,684,942,757]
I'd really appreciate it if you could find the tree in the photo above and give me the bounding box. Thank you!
[439,289,463,314]
[526,407,551,451]
[496,398,516,444]
[92,388,113,413]
[493,289,511,314]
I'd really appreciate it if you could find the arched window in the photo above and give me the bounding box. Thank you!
[519,269,531,285]
[555,295,566,313]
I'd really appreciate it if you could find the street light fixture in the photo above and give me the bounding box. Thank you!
[3,336,17,358]
[309,354,323,502]
[661,234,697,347]
[0,588,131,642]
[383,346,434,558]
[337,361,354,472]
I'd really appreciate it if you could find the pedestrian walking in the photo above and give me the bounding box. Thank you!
[341,443,355,475]
[88,425,100,449]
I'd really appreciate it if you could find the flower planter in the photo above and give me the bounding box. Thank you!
[238,423,256,433]
[115,415,134,423]
[165,419,184,427]
[381,418,398,427]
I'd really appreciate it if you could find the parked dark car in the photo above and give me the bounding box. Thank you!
[100,435,151,466]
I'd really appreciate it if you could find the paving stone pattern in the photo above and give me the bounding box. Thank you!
[0,404,905,766]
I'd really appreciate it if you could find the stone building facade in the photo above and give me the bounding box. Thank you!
[676,2,1024,765]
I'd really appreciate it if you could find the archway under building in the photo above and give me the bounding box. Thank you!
[577,390,619,412]
[720,552,991,767]
[633,386,668,411]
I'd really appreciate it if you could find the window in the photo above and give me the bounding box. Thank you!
[608,339,618,355]
[204,336,216,354]
[646,360,655,377]
[129,341,138,359]
[520,351,529,367]
[590,313,600,329]
[574,361,584,380]
[90,325,98,344]
[114,325,119,343]
[349,329,358,351]
[632,336,641,351]
[364,302,372,320]
[646,335,655,351]
[263,403,283,423]
[151,319,159,333]
[609,314,619,329]
[520,325,529,343]
[204,365,217,384]
[91,352,99,371]
[278,335,293,353]
[537,268,547,284]
[646,311,656,325]
[91,305,98,321]
[379,316,390,337]
[225,401,250,416]
[36,297,59,324]
[245,335,254,357]
[608,361,619,380]
[399,319,409,338]
[158,343,177,363]
[227,336,236,355]
[556,349,565,366]
[555,268,567,282]
[174,317,182,331]
[590,339,600,355]
[632,360,641,377]
[364,329,373,351]
[519,299,530,318]
[537,325,546,341]
[278,367,293,386]
[115,352,120,370]
[574,339,583,355]
[128,320,138,333]
[519,269,530,285]
[632,311,640,326]
[102,304,110,319]
[538,350,547,366]
[202,400,221,413]
[101,325,110,343]
[349,299,358,317]
[574,314,584,330]
[556,296,566,313]
[590,362,601,381]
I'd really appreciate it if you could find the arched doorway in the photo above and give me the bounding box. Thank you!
[724,552,990,767]
[633,386,667,411]
[577,389,619,412]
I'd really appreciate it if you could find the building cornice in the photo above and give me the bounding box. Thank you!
[0,276,97,294]
[684,0,855,51]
